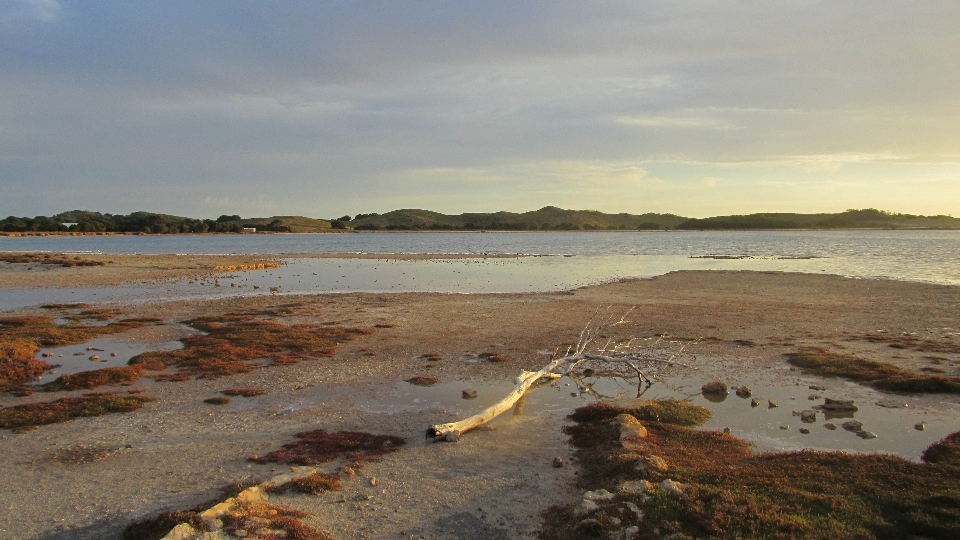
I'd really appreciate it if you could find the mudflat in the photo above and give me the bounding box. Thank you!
[1,255,959,539]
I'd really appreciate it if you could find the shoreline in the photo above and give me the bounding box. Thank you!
[1,264,959,538]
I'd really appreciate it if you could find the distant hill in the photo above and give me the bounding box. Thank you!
[348,206,687,231]
[2,207,957,234]
[675,209,960,230]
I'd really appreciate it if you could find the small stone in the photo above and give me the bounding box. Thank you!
[723,427,731,434]
[809,385,827,391]
[575,518,602,532]
[583,489,616,502]
[110,352,117,357]
[768,400,778,408]
[638,454,669,474]
[461,389,478,399]
[701,381,728,394]
[750,399,761,407]
[370,477,377,486]
[822,398,858,411]
[800,410,817,423]
[780,425,790,430]
[808,394,821,400]
[857,431,878,439]
[89,355,99,361]
[577,499,599,516]
[915,422,926,431]
[624,525,640,538]
[660,479,684,497]
[842,420,864,432]
[876,399,907,409]
[553,456,564,468]
[799,428,810,434]
[735,386,752,398]
[619,480,653,495]
[824,423,837,430]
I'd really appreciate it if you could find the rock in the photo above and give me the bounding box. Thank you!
[584,489,616,502]
[575,518,603,533]
[701,381,728,394]
[110,352,117,357]
[800,410,817,423]
[824,423,837,430]
[444,430,460,442]
[89,355,100,361]
[553,456,564,468]
[842,420,864,432]
[723,427,731,434]
[822,398,858,411]
[768,400,778,408]
[799,428,810,434]
[614,414,648,440]
[461,389,478,399]
[623,501,643,520]
[808,394,821,400]
[809,385,827,391]
[619,480,653,495]
[577,499,599,516]
[269,286,282,293]
[857,431,878,439]
[750,399,761,407]
[876,399,907,409]
[637,454,669,474]
[660,479,684,497]
[735,386,752,398]
[165,523,201,540]
[915,422,926,431]
[370,477,377,486]
[253,285,261,289]
[624,525,640,538]
[779,425,790,430]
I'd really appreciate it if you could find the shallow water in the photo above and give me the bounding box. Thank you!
[361,374,960,461]
[30,335,183,385]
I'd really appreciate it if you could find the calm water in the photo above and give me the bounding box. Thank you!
[1,230,958,310]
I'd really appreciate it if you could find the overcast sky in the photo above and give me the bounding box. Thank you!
[2,1,958,219]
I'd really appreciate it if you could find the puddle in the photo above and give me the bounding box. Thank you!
[344,374,960,461]
[32,336,183,385]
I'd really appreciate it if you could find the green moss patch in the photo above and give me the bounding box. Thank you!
[568,399,711,427]
[129,313,372,381]
[540,402,960,540]
[787,347,960,394]
[0,392,155,433]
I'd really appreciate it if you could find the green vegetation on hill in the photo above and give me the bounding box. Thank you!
[676,208,960,230]
[1,208,956,234]
[348,206,687,231]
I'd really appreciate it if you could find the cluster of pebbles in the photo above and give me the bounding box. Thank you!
[701,380,926,440]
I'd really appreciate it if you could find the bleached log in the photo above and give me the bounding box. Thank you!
[426,361,565,441]
[427,307,697,442]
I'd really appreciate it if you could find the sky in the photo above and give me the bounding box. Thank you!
[1,1,959,219]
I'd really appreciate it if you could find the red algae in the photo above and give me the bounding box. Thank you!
[0,392,155,433]
[129,313,372,381]
[249,429,406,467]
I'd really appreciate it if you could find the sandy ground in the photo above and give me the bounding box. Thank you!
[0,253,526,288]
[1,260,960,539]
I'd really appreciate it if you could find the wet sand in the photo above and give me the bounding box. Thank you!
[1,259,959,539]
[0,252,527,289]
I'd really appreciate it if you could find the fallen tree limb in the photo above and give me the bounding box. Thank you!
[427,307,698,441]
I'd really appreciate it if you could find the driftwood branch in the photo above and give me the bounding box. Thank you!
[426,308,698,441]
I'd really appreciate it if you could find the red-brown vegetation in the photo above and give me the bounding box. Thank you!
[1,314,158,392]
[129,313,372,381]
[249,429,405,467]
[540,402,960,540]
[0,392,155,433]
[222,387,267,397]
[266,472,342,495]
[40,366,145,391]
[787,347,960,394]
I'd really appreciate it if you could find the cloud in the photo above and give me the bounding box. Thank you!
[0,0,60,25]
